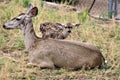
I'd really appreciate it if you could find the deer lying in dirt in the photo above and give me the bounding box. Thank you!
[40,22,80,39]
[3,4,105,70]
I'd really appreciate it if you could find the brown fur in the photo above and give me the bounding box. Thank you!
[40,22,80,39]
[3,4,105,70]
[29,39,105,69]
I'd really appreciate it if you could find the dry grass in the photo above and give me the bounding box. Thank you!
[0,0,120,80]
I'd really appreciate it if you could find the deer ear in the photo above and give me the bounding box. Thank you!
[26,4,33,14]
[28,3,33,11]
[27,6,38,17]
[74,23,80,27]
[28,3,33,9]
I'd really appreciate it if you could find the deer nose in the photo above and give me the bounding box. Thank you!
[3,25,6,29]
[68,30,71,33]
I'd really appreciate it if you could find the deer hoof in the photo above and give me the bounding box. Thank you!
[26,63,40,68]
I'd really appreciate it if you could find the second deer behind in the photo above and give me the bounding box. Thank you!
[40,22,80,39]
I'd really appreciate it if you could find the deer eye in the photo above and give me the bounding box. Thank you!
[16,18,21,21]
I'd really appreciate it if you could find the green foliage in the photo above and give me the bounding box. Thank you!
[28,73,37,80]
[23,0,31,7]
[15,0,31,7]
[77,9,89,23]
[39,0,44,7]
[16,37,24,50]
[47,9,58,22]
[52,69,66,75]
[108,11,114,19]
[0,34,8,48]
[66,0,78,5]
[0,6,14,23]
[55,0,78,5]
[99,11,109,21]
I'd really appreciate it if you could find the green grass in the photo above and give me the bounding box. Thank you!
[0,0,120,80]
[77,9,89,23]
[15,0,31,7]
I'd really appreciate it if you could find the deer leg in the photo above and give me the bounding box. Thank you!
[27,62,40,67]
[38,61,55,69]
[29,57,55,69]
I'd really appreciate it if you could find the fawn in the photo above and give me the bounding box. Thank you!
[40,22,80,39]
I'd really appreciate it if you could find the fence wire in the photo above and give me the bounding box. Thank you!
[74,0,109,19]
[44,0,120,19]
[90,0,109,18]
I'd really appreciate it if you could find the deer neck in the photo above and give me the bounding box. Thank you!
[22,22,39,51]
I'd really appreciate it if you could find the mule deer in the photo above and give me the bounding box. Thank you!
[40,22,80,39]
[3,4,105,69]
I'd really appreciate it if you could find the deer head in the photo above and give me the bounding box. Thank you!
[64,23,80,33]
[3,4,38,30]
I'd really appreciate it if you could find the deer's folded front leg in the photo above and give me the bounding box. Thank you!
[29,56,55,69]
